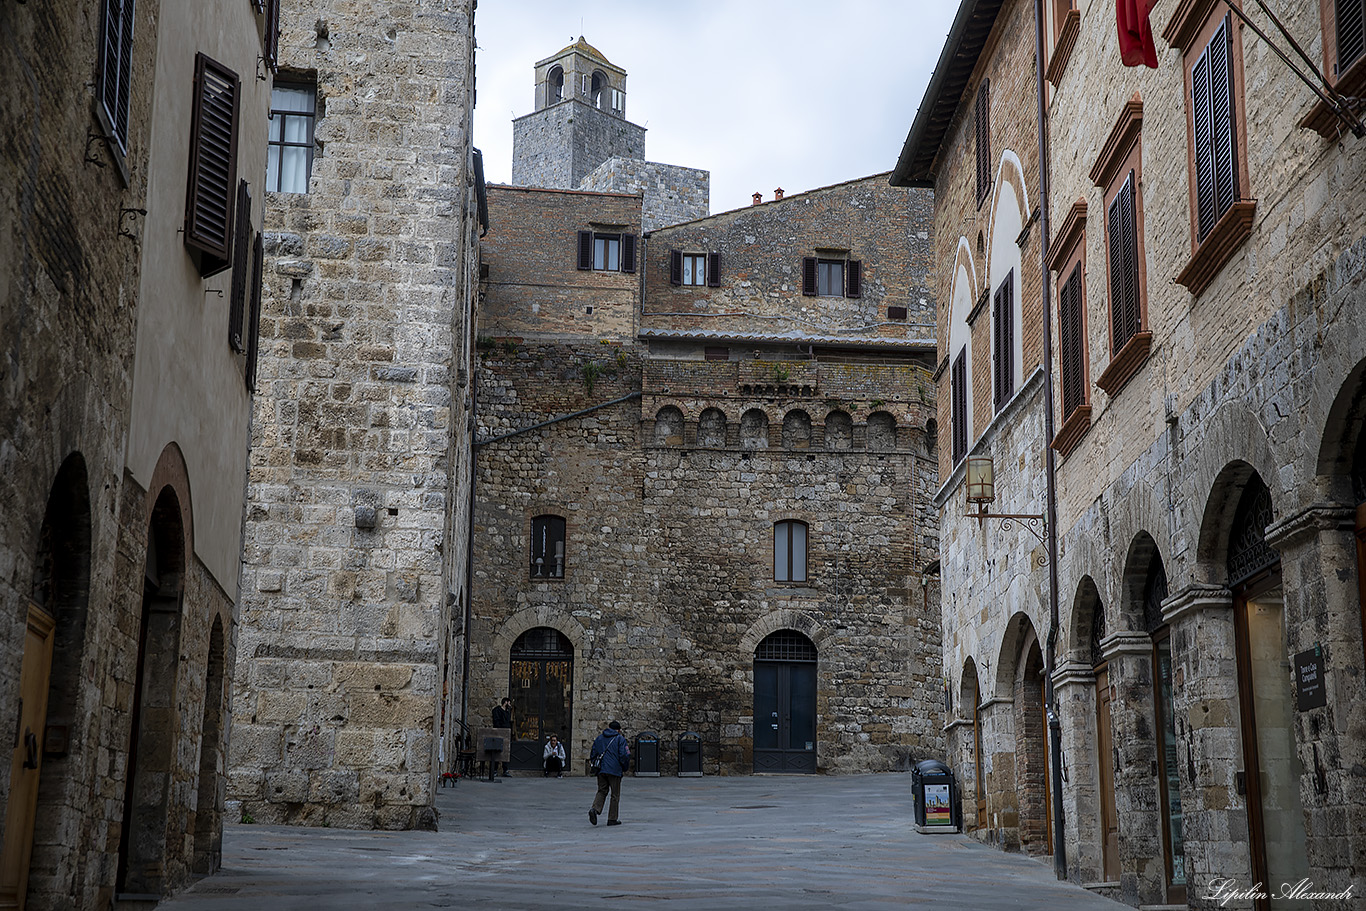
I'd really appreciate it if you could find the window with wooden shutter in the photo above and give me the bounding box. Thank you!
[228,180,252,352]
[264,0,281,72]
[98,0,136,155]
[975,79,991,207]
[245,233,265,392]
[577,231,593,270]
[1191,16,1238,242]
[951,348,968,464]
[802,257,817,296]
[846,260,862,298]
[670,249,682,285]
[992,270,1015,410]
[707,251,721,287]
[1337,0,1365,73]
[621,233,636,273]
[1059,264,1086,419]
[184,52,241,278]
[1107,171,1141,353]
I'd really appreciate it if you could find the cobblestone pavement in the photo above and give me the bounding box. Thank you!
[161,773,1125,910]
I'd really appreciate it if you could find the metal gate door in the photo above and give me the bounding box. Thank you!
[752,631,816,773]
[508,628,573,771]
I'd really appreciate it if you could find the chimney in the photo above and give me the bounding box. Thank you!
[752,192,762,205]
[774,187,784,200]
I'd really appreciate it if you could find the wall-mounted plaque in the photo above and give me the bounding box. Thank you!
[1294,646,1326,712]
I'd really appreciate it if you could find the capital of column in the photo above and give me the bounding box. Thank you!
[1051,657,1096,689]
[1099,630,1152,661]
[1161,582,1233,626]
[1264,501,1355,551]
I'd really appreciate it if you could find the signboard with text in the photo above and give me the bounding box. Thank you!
[1294,646,1326,712]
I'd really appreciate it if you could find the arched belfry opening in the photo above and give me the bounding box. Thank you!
[547,65,564,103]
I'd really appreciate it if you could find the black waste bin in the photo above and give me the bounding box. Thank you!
[912,759,960,832]
[677,731,702,777]
[634,732,660,777]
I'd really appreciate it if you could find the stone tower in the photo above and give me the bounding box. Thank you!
[511,37,646,190]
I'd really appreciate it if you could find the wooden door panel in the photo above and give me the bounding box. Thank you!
[0,603,56,910]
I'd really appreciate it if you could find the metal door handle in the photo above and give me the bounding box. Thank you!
[23,728,38,769]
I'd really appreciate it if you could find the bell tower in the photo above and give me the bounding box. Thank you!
[511,37,647,189]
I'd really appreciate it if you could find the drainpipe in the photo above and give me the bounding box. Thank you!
[459,375,477,749]
[1033,0,1067,882]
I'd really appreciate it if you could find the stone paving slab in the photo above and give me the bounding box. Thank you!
[162,773,1126,910]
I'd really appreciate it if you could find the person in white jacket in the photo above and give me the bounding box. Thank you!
[543,734,566,777]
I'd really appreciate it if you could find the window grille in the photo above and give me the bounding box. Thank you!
[755,630,817,662]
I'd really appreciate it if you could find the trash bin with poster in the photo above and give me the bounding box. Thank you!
[912,759,960,833]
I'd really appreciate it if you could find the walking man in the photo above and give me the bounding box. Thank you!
[588,721,630,826]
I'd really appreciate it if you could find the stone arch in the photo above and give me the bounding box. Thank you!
[22,452,93,905]
[994,611,1050,855]
[740,408,769,449]
[824,410,852,450]
[958,656,981,723]
[146,441,195,562]
[737,609,830,657]
[1066,575,1105,666]
[1117,531,1167,634]
[590,69,609,108]
[988,150,1028,402]
[546,64,564,103]
[654,405,684,446]
[949,237,976,452]
[993,609,1037,698]
[1316,355,1366,502]
[782,409,811,449]
[866,411,897,451]
[698,407,726,448]
[488,609,590,757]
[1195,459,1281,582]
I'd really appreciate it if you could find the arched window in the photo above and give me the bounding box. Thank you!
[530,514,566,579]
[825,410,852,450]
[774,520,808,583]
[654,405,684,446]
[698,408,726,448]
[782,410,811,449]
[590,71,605,108]
[867,411,897,451]
[547,65,564,103]
[741,409,769,449]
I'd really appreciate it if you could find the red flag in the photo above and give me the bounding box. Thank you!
[1117,0,1159,68]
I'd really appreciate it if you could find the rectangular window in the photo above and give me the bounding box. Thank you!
[816,260,844,296]
[530,515,566,579]
[975,79,991,207]
[98,0,136,155]
[594,234,620,271]
[774,520,808,583]
[228,180,252,352]
[185,52,241,278]
[245,233,264,392]
[263,0,280,71]
[992,270,1015,410]
[1059,264,1087,419]
[1107,171,1142,353]
[579,231,636,273]
[801,256,859,297]
[951,348,968,464]
[682,253,706,285]
[704,346,730,361]
[267,83,316,193]
[1190,15,1239,242]
[1336,0,1365,73]
[887,306,908,321]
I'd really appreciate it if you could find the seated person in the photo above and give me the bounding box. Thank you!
[543,734,566,777]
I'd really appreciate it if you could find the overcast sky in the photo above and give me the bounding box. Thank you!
[471,1,959,215]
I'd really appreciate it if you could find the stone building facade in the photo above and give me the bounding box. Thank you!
[469,164,943,776]
[1,0,274,906]
[897,0,1366,908]
[511,38,709,232]
[226,0,483,830]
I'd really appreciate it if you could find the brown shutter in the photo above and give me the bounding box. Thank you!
[1059,264,1085,418]
[1338,0,1366,71]
[1191,44,1217,240]
[993,275,1014,410]
[846,259,862,298]
[1108,172,1140,352]
[951,349,968,463]
[802,257,817,296]
[577,230,593,270]
[99,0,136,152]
[707,251,721,287]
[621,233,636,273]
[184,52,241,277]
[228,180,252,352]
[245,233,265,392]
[975,79,991,207]
[670,249,682,285]
[1208,16,1238,229]
[264,0,281,73]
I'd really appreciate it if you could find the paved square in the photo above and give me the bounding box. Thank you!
[163,774,1125,909]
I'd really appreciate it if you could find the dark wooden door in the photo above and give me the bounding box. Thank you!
[508,628,573,772]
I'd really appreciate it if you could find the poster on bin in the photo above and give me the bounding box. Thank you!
[924,783,952,826]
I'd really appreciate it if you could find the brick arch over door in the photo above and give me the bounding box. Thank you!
[488,609,589,758]
[146,441,195,567]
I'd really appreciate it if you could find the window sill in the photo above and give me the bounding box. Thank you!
[1095,330,1152,397]
[1299,57,1366,140]
[1046,10,1081,86]
[1175,200,1256,296]
[1049,404,1092,459]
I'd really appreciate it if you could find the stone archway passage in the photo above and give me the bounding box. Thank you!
[508,628,574,771]
[753,631,817,774]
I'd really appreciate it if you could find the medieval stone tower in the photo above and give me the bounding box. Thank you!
[511,37,709,232]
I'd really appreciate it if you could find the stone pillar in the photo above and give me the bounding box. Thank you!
[1052,659,1101,883]
[1266,505,1366,903]
[944,717,975,832]
[979,696,1018,850]
[1099,631,1165,906]
[1162,584,1252,910]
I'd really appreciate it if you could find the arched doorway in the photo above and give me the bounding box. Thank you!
[508,628,574,771]
[118,487,187,898]
[1015,632,1051,856]
[960,658,986,831]
[1228,475,1307,911]
[0,454,91,910]
[1141,557,1184,904]
[193,616,226,875]
[752,630,817,773]
[1085,589,1120,882]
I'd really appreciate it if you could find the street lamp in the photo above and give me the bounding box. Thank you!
[965,455,1048,559]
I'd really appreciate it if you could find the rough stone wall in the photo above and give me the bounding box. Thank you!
[645,176,935,341]
[511,99,646,190]
[480,186,641,341]
[229,0,480,830]
[578,157,710,232]
[470,341,944,775]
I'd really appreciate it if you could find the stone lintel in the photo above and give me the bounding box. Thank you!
[1264,501,1355,551]
[944,717,973,733]
[1051,659,1095,689]
[978,696,1014,711]
[1160,583,1232,626]
[1098,631,1151,660]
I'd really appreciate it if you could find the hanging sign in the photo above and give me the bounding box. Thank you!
[1294,645,1326,712]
